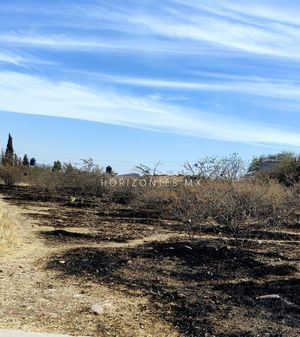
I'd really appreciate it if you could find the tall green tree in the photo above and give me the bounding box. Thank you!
[2,133,14,166]
[248,157,260,172]
[52,160,62,172]
[22,154,29,166]
[6,133,14,156]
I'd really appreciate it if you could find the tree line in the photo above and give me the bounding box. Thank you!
[1,133,36,167]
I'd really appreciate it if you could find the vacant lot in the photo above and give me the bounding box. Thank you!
[0,185,299,337]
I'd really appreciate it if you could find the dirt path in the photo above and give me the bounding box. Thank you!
[0,329,90,337]
[0,196,181,337]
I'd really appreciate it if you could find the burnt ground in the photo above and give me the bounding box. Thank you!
[0,185,299,337]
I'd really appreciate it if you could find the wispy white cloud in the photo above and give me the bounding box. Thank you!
[81,72,300,101]
[0,51,25,65]
[3,0,300,60]
[0,33,209,55]
[0,71,300,147]
[171,0,299,24]
[79,1,300,59]
[206,1,300,27]
[0,49,54,67]
[125,12,300,59]
[0,34,118,50]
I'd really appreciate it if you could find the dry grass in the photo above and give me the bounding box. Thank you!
[0,206,18,251]
[129,177,298,246]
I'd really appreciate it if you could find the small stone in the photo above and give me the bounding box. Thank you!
[90,304,104,315]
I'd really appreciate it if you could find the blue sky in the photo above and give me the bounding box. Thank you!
[1,0,300,173]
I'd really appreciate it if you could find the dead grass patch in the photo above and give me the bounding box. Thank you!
[0,204,19,252]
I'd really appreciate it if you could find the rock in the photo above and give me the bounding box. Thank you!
[90,304,104,315]
[257,294,299,308]
[176,293,185,299]
[257,294,280,300]
[90,300,116,315]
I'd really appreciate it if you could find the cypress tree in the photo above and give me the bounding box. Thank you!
[3,133,14,166]
[6,134,14,156]
[22,154,29,166]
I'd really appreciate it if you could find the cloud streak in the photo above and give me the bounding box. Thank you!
[91,73,300,101]
[0,71,300,147]
[3,0,300,60]
[0,32,220,57]
[124,8,300,59]
[0,51,25,65]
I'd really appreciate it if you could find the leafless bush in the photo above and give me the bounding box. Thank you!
[0,166,23,186]
[172,186,209,241]
[253,179,295,226]
[29,169,63,199]
[184,153,245,180]
[82,208,99,235]
[201,179,293,244]
[60,161,107,197]
[110,184,138,205]
[133,177,295,247]
[30,159,107,200]
[133,185,176,216]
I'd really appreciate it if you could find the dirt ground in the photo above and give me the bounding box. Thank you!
[0,186,299,337]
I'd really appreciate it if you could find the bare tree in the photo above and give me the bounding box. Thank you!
[184,153,245,180]
[135,161,162,176]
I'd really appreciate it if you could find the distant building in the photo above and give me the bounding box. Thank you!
[258,158,280,172]
[105,166,112,174]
